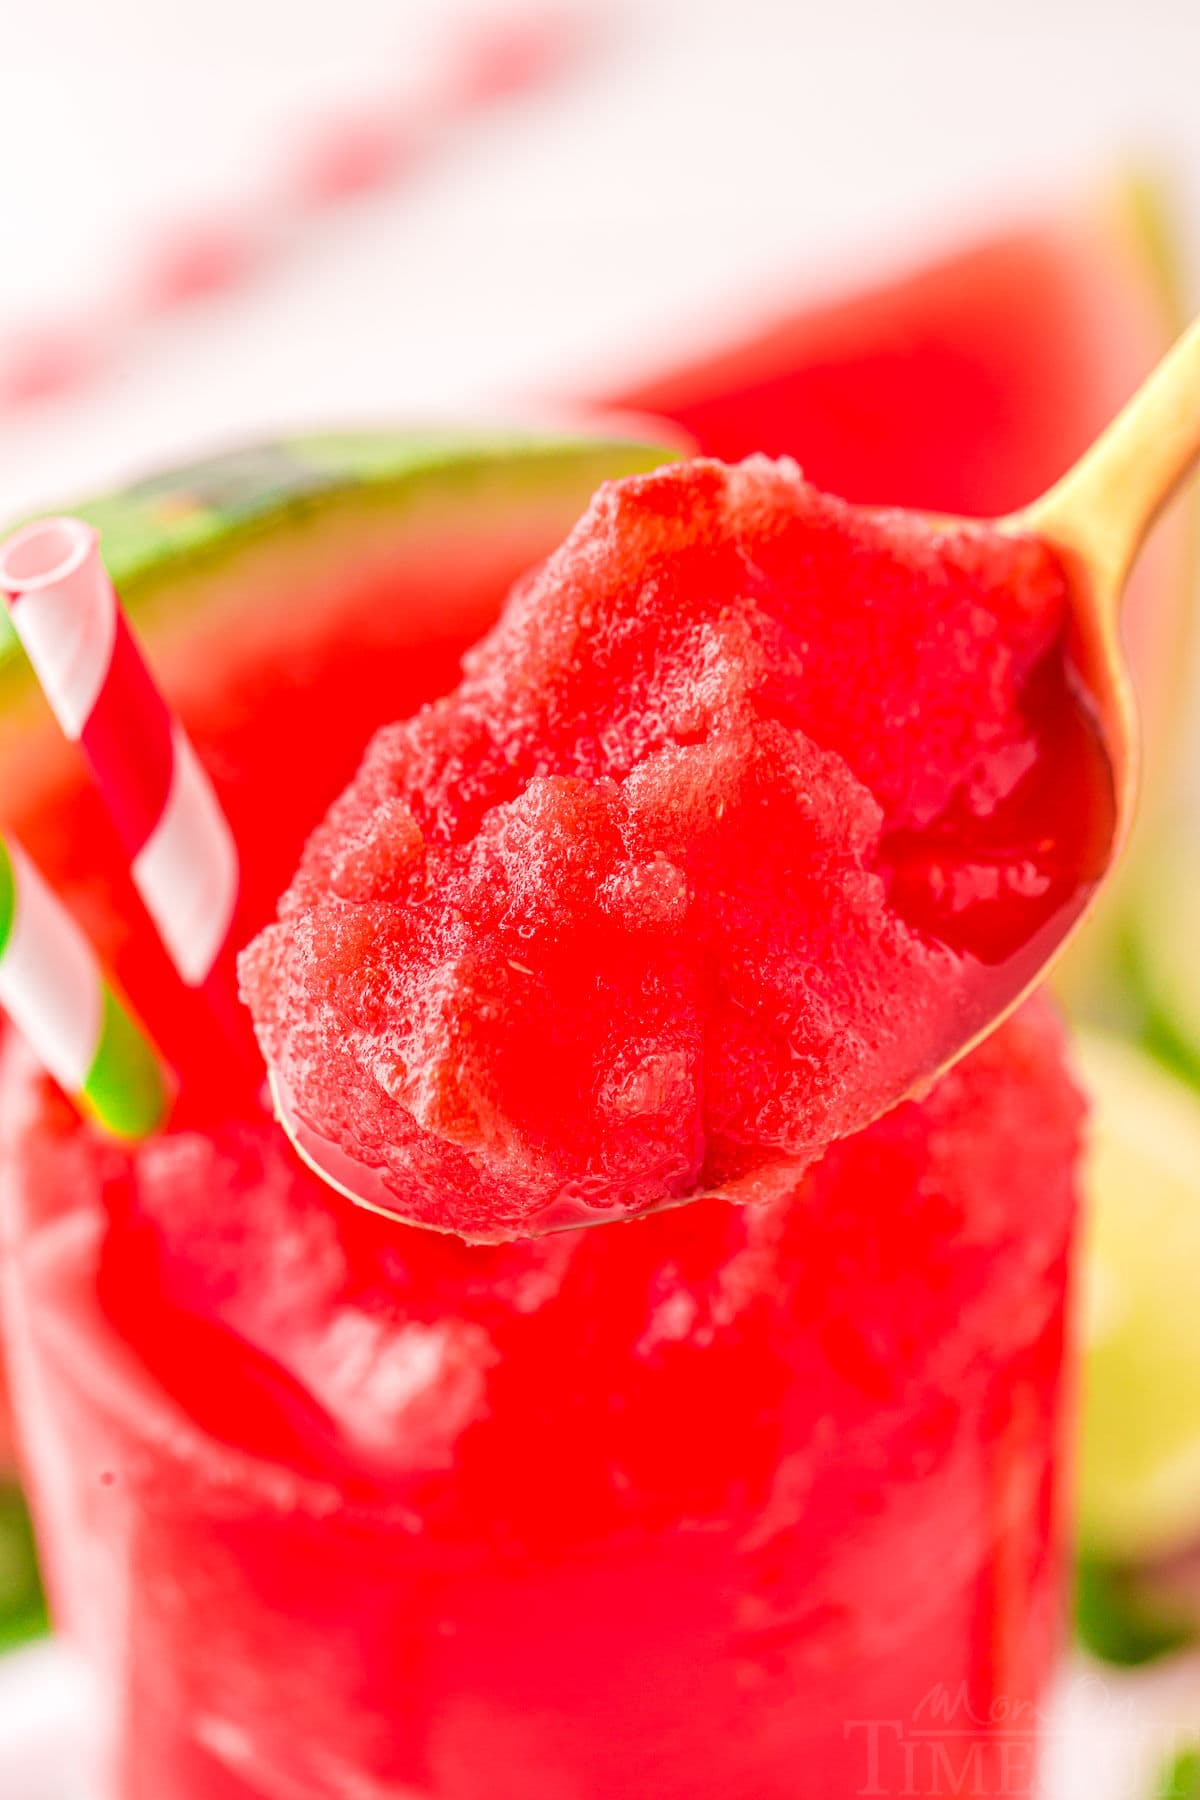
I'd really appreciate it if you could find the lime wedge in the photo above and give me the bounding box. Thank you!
[1078,1032,1200,1562]
[1156,1747,1200,1800]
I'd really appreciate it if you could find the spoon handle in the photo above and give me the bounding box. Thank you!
[1020,312,1200,612]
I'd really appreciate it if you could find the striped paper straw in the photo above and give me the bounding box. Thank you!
[0,517,239,989]
[0,833,171,1139]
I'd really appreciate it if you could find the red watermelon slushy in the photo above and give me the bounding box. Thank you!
[2,994,1079,1800]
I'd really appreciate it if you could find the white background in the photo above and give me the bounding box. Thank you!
[4,0,1200,1794]
[3,0,1200,515]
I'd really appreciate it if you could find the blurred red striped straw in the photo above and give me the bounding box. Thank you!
[0,518,239,999]
[1,10,591,411]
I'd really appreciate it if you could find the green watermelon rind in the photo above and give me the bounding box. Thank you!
[0,427,679,708]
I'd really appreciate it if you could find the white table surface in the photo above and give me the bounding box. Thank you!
[2,1638,1199,1800]
[4,1,1200,1793]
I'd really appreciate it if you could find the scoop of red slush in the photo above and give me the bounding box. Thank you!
[241,456,1108,1241]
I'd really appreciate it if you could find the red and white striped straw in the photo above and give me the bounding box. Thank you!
[0,830,172,1140]
[0,517,238,990]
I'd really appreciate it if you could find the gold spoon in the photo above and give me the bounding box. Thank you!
[271,316,1200,1231]
[871,309,1200,1091]
[1013,308,1200,875]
